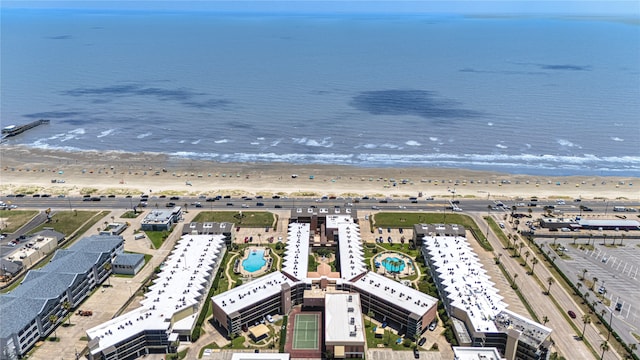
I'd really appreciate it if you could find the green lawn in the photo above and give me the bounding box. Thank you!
[373,212,472,229]
[120,211,140,219]
[192,211,274,227]
[145,230,170,249]
[364,323,413,350]
[0,210,39,233]
[29,211,103,237]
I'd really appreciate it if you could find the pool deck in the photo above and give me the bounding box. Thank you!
[238,246,272,277]
[374,251,415,278]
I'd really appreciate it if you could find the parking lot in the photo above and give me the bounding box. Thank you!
[545,237,640,355]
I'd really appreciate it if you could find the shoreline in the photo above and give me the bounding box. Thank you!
[1,145,638,200]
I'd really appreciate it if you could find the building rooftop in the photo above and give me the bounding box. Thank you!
[211,271,299,315]
[414,223,466,237]
[578,219,640,228]
[88,234,226,355]
[182,222,233,235]
[112,253,145,267]
[352,272,438,316]
[282,223,310,280]
[453,346,505,360]
[421,234,551,347]
[291,207,356,219]
[336,220,366,281]
[231,353,290,360]
[0,235,123,339]
[422,235,505,333]
[141,208,180,225]
[325,293,365,344]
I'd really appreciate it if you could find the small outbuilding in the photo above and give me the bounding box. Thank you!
[112,253,145,275]
[248,324,270,341]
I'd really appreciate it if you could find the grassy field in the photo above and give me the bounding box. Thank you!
[192,211,275,228]
[29,211,103,236]
[144,230,170,249]
[373,212,473,229]
[0,210,39,233]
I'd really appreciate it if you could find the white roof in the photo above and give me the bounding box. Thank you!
[578,219,640,227]
[211,271,298,315]
[325,293,365,344]
[231,354,290,360]
[142,208,179,224]
[326,214,354,229]
[352,272,438,316]
[337,221,367,280]
[282,223,310,280]
[88,234,225,354]
[422,235,506,333]
[453,346,504,360]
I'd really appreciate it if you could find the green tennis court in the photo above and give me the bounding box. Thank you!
[293,313,319,350]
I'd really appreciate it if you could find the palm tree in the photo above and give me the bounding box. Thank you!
[553,237,558,246]
[506,233,512,249]
[619,234,625,246]
[527,208,533,217]
[512,273,518,290]
[600,341,609,360]
[512,238,519,257]
[572,236,578,245]
[591,276,598,291]
[48,314,59,339]
[524,250,530,265]
[62,301,72,325]
[582,268,588,281]
[517,242,524,257]
[581,314,591,339]
[589,233,594,246]
[546,277,555,295]
[576,282,583,294]
[542,315,549,326]
[530,258,539,275]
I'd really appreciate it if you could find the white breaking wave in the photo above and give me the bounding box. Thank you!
[496,144,508,149]
[214,139,229,144]
[429,137,438,142]
[611,137,624,142]
[487,122,494,126]
[405,140,421,146]
[191,139,201,145]
[136,132,152,139]
[557,139,580,148]
[97,129,116,138]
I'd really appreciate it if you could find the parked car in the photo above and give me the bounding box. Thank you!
[428,321,437,331]
[568,310,577,319]
[418,337,426,346]
[615,303,622,311]
[413,348,420,359]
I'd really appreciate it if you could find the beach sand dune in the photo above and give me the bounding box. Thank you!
[1,145,637,200]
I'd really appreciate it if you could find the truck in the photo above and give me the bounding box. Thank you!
[613,206,626,212]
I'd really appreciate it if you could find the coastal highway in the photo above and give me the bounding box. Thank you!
[1,195,636,214]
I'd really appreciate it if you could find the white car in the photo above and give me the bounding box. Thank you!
[266,314,274,323]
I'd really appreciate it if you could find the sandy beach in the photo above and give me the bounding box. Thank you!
[1,145,638,200]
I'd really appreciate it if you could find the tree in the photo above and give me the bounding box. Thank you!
[48,314,59,339]
[576,282,583,294]
[542,315,549,325]
[546,277,555,295]
[581,314,591,339]
[619,234,625,246]
[591,276,598,291]
[495,253,503,264]
[530,258,539,275]
[524,250,530,265]
[512,273,519,290]
[517,242,524,257]
[582,268,588,281]
[600,341,609,360]
[506,233,512,249]
[62,301,72,325]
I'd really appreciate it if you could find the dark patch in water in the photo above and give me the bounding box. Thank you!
[539,64,591,71]
[23,111,83,119]
[62,83,231,109]
[459,68,546,76]
[46,35,73,40]
[351,89,483,119]
[59,119,93,126]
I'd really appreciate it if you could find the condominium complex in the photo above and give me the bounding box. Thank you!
[0,235,123,360]
[211,208,438,350]
[86,234,226,360]
[418,225,552,360]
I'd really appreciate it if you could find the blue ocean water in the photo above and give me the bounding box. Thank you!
[1,9,639,176]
